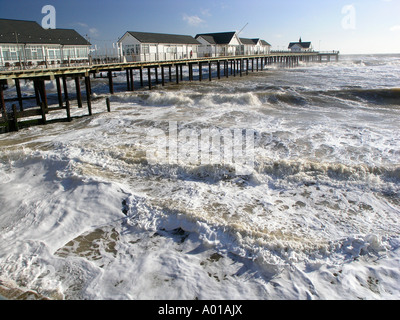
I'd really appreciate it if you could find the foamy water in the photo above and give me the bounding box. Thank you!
[0,54,399,300]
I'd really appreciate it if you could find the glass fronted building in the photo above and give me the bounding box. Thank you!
[0,19,91,69]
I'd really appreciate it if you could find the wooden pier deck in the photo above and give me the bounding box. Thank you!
[0,51,339,133]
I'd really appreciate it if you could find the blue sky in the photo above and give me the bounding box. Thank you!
[1,0,400,54]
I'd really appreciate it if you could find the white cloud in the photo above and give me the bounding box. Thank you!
[390,25,400,32]
[76,22,88,28]
[200,9,211,17]
[183,14,205,26]
[89,28,99,37]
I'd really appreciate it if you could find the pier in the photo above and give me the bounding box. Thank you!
[0,51,339,133]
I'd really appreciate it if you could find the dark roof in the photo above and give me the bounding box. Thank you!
[195,32,237,45]
[0,18,90,45]
[240,38,271,46]
[240,38,257,45]
[288,41,311,49]
[126,31,200,45]
[260,40,271,46]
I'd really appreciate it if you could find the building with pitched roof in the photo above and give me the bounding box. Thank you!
[288,38,312,52]
[0,18,91,69]
[240,38,271,55]
[118,31,200,62]
[195,32,242,57]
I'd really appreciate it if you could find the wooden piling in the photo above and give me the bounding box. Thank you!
[217,61,221,79]
[129,69,134,91]
[126,69,130,90]
[75,77,82,108]
[108,71,114,94]
[189,63,193,81]
[56,76,63,109]
[0,83,7,121]
[85,76,92,116]
[40,102,46,125]
[209,62,212,81]
[155,67,159,84]
[12,104,19,131]
[15,79,23,111]
[140,68,144,87]
[176,65,179,84]
[33,80,41,106]
[161,66,165,86]
[199,62,202,81]
[147,67,152,90]
[62,75,71,122]
[38,80,48,110]
[169,66,172,82]
[126,69,130,91]
[106,97,111,112]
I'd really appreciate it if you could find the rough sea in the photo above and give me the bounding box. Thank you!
[0,54,399,300]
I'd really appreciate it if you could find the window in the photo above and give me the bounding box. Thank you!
[123,45,135,55]
[142,45,149,54]
[76,47,87,58]
[1,45,21,61]
[24,46,44,60]
[46,47,61,60]
[63,47,76,59]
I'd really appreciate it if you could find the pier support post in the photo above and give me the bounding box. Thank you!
[217,61,221,79]
[155,67,159,84]
[140,68,144,87]
[147,67,152,90]
[62,76,71,122]
[0,83,8,123]
[180,65,183,81]
[106,97,111,112]
[40,102,46,125]
[126,69,130,91]
[38,80,48,110]
[33,80,41,106]
[246,59,249,75]
[176,65,179,84]
[129,69,134,91]
[108,71,114,94]
[209,62,212,81]
[56,76,63,109]
[199,62,202,81]
[85,76,92,116]
[161,66,165,86]
[189,63,193,81]
[11,104,19,132]
[169,66,172,82]
[75,77,82,108]
[15,79,23,111]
